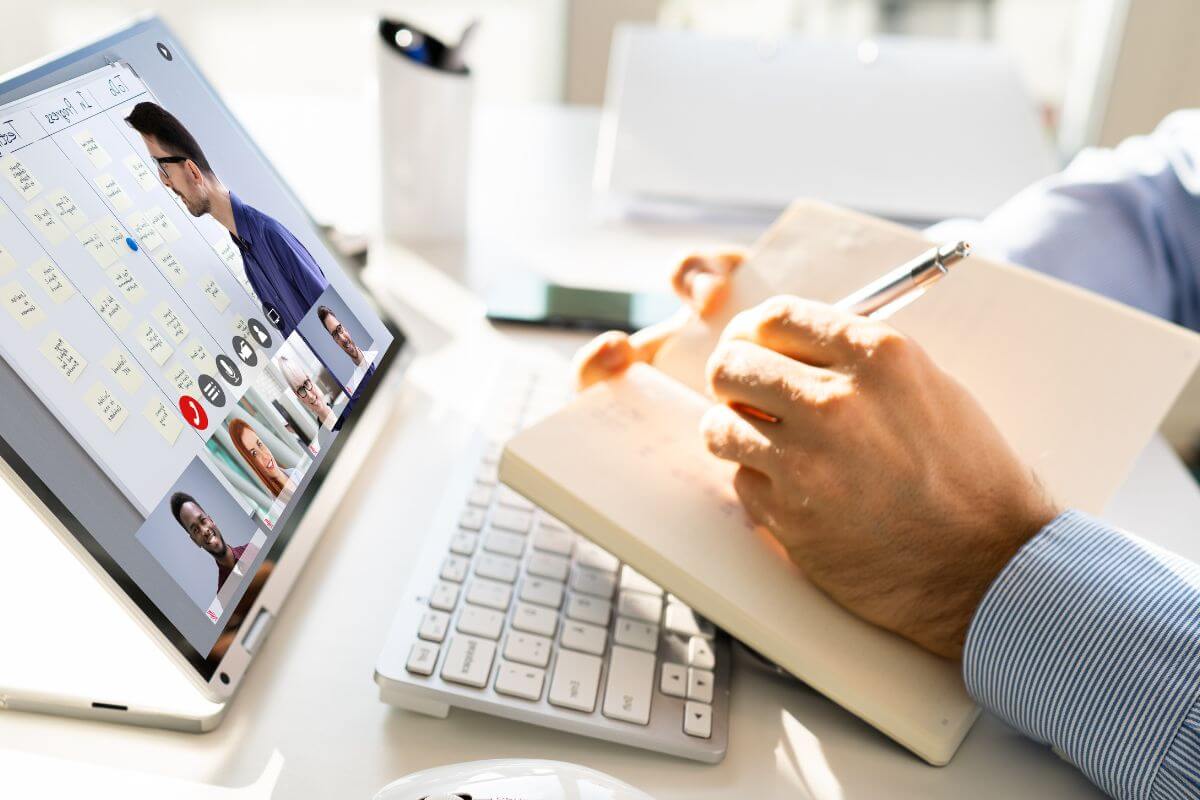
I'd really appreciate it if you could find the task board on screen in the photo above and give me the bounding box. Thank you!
[0,63,273,515]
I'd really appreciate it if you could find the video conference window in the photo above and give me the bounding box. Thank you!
[0,58,392,659]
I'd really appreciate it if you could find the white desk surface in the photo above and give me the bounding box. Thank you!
[3,103,1199,799]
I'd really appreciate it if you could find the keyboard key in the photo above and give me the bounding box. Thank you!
[406,641,440,676]
[491,507,534,534]
[688,636,716,670]
[474,552,520,583]
[440,636,496,688]
[571,566,617,599]
[497,485,535,511]
[664,601,715,639]
[532,526,574,556]
[519,576,565,609]
[465,578,513,611]
[620,566,663,597]
[614,617,658,652]
[457,604,506,639]
[459,506,486,531]
[688,668,714,703]
[684,701,713,739]
[484,530,526,558]
[418,610,450,643]
[430,581,460,612]
[536,512,572,536]
[618,590,663,623]
[548,650,602,713]
[494,660,546,701]
[566,594,611,627]
[440,554,470,583]
[482,439,503,464]
[477,462,499,485]
[503,631,552,668]
[603,645,655,725]
[560,620,607,656]
[511,601,559,637]
[660,662,687,697]
[449,531,479,556]
[526,551,570,582]
[574,540,619,573]
[466,483,494,507]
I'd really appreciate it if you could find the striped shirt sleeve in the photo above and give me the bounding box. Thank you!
[963,510,1200,799]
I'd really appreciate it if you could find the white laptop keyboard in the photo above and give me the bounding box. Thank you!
[376,368,731,763]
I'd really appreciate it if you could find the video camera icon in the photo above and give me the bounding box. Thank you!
[232,336,258,368]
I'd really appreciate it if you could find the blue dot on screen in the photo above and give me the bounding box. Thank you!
[126,236,139,252]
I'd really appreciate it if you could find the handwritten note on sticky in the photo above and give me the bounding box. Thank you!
[147,206,181,243]
[1,155,42,200]
[95,216,131,256]
[90,289,132,332]
[25,202,69,245]
[165,362,196,393]
[84,382,127,432]
[93,173,132,212]
[2,281,46,329]
[136,320,173,366]
[125,211,164,252]
[102,347,143,394]
[49,189,88,233]
[39,332,87,383]
[143,396,183,445]
[201,276,231,312]
[27,258,76,304]
[77,224,119,268]
[216,240,243,271]
[73,129,112,168]
[106,263,147,304]
[153,301,189,344]
[0,241,16,276]
[153,249,187,287]
[185,341,215,374]
[123,154,157,192]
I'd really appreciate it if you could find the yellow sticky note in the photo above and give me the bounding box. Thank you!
[106,262,147,304]
[147,206,181,243]
[39,331,88,383]
[136,320,173,366]
[125,211,164,252]
[0,241,16,275]
[1,155,41,200]
[123,154,157,192]
[185,341,215,374]
[91,289,132,332]
[77,224,120,268]
[153,249,187,287]
[102,347,144,394]
[25,201,69,245]
[153,301,190,345]
[2,281,46,329]
[27,257,76,304]
[48,189,89,233]
[84,382,127,432]
[165,362,197,394]
[93,173,132,212]
[216,240,242,270]
[202,276,231,313]
[73,129,112,168]
[143,396,183,445]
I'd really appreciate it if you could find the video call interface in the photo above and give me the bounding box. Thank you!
[0,52,393,667]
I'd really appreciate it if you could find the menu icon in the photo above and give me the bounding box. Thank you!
[198,374,226,407]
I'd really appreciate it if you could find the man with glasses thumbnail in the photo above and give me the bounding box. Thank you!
[125,102,327,336]
[170,491,245,594]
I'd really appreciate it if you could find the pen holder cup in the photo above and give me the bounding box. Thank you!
[377,18,473,242]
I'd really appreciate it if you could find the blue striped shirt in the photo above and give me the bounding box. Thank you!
[952,114,1200,799]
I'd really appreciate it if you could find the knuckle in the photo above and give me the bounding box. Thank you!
[705,342,740,392]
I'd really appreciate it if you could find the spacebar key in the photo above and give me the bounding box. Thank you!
[602,645,655,725]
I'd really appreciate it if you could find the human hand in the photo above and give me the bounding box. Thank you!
[701,296,1060,659]
[573,251,744,390]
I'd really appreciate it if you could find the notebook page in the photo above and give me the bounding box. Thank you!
[653,201,1200,513]
[501,363,979,765]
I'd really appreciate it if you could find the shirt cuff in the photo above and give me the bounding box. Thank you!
[963,509,1200,800]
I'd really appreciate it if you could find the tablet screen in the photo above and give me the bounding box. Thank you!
[0,26,399,678]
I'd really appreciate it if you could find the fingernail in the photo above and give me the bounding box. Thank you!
[598,344,627,369]
[692,273,717,306]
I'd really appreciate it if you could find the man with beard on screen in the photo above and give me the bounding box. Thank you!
[170,491,246,595]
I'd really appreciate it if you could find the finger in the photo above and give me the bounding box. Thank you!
[700,404,778,474]
[706,339,846,425]
[721,296,860,367]
[671,250,746,318]
[573,331,635,390]
[629,308,691,363]
[732,465,775,528]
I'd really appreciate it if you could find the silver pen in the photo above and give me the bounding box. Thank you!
[835,240,971,316]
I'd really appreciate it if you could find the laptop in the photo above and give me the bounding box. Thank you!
[0,17,733,760]
[596,25,1060,222]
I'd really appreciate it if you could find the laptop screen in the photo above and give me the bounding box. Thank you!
[0,22,400,677]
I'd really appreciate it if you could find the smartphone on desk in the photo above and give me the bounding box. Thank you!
[485,273,679,333]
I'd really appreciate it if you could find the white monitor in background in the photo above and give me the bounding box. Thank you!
[596,25,1060,223]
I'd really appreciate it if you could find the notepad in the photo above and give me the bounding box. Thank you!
[500,201,1200,765]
